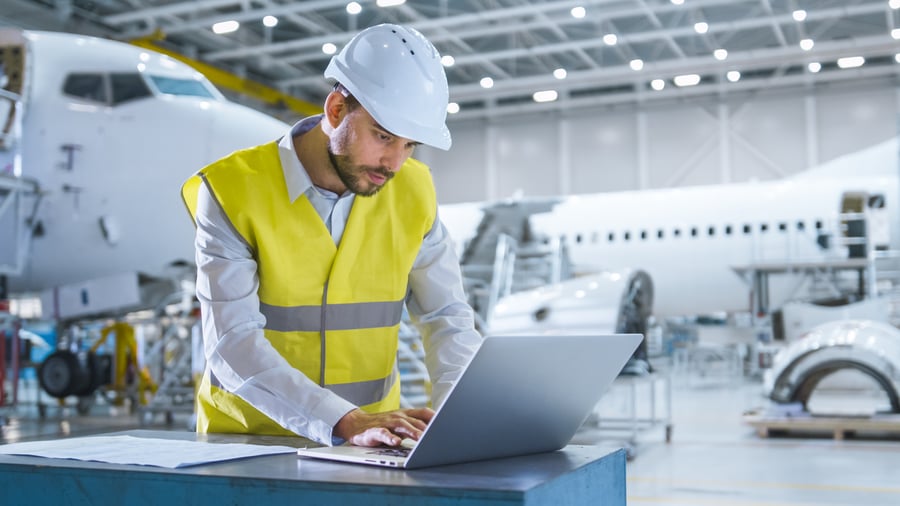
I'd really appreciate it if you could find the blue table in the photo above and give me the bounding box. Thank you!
[0,430,626,505]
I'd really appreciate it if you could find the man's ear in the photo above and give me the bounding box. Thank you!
[323,91,346,129]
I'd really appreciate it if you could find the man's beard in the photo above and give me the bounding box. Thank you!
[327,145,394,197]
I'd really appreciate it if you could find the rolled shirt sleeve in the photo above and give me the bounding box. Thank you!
[406,211,483,409]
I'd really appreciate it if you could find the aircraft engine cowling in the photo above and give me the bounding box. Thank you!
[763,319,900,413]
[487,269,654,336]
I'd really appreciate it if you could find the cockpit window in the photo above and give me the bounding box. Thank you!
[63,73,108,103]
[148,75,215,98]
[111,73,151,105]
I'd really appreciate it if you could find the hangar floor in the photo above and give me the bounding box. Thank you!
[2,361,899,505]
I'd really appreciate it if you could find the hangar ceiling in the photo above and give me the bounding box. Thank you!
[2,0,899,120]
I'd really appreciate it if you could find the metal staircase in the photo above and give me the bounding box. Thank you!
[456,199,570,325]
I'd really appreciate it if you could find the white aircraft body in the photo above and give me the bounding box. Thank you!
[0,31,894,409]
[0,29,288,301]
[443,138,899,322]
[0,29,895,330]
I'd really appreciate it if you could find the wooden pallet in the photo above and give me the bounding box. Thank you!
[743,410,900,440]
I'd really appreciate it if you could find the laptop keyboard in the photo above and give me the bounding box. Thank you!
[367,447,411,458]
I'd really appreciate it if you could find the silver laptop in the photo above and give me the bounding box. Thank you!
[296,333,642,469]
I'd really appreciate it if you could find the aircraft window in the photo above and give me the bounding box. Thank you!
[575,234,583,244]
[63,73,108,103]
[640,230,647,240]
[725,225,733,235]
[760,223,769,232]
[657,229,664,239]
[624,231,631,241]
[149,75,215,98]
[708,226,715,236]
[815,220,823,229]
[608,232,615,242]
[690,227,698,237]
[111,73,151,105]
[778,222,787,231]
[743,224,752,234]
[797,221,805,231]
[674,228,681,237]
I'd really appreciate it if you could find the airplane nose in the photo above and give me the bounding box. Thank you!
[208,103,287,160]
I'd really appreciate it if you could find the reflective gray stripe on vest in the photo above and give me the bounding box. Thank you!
[260,300,404,332]
[210,367,398,408]
[326,367,398,407]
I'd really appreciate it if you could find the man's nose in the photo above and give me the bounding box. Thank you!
[380,143,408,172]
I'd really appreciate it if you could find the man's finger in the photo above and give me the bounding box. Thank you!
[404,408,435,422]
[400,416,428,432]
[390,423,421,440]
[351,427,400,447]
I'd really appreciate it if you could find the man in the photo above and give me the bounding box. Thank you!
[181,24,482,448]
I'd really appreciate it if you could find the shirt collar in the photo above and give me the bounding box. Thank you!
[278,115,325,203]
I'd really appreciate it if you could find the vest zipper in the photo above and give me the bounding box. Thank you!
[319,281,328,387]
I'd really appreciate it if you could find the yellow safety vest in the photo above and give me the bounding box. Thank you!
[182,141,437,435]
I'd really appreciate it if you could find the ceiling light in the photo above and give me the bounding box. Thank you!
[837,56,865,69]
[533,90,558,103]
[673,74,701,87]
[376,0,405,6]
[650,79,665,91]
[893,29,900,40]
[726,71,741,82]
[799,39,814,51]
[808,62,821,73]
[630,59,644,71]
[262,16,278,27]
[441,55,455,67]
[670,0,684,5]
[480,77,494,89]
[603,33,618,46]
[322,43,337,55]
[553,68,567,79]
[570,6,586,19]
[892,0,900,9]
[447,102,460,114]
[212,20,240,34]
[346,2,362,15]
[792,10,807,22]
[694,22,709,34]
[713,49,727,60]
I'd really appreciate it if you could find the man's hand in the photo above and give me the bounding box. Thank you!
[334,408,435,447]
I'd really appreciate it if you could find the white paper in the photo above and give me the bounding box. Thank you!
[0,435,298,468]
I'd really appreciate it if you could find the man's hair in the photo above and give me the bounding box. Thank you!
[333,83,360,111]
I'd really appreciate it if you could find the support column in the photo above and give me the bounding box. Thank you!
[718,101,731,184]
[637,110,649,189]
[805,94,818,170]
[558,117,571,195]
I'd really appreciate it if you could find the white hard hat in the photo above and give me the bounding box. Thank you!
[325,24,452,150]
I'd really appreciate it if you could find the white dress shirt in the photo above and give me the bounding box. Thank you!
[193,116,482,445]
